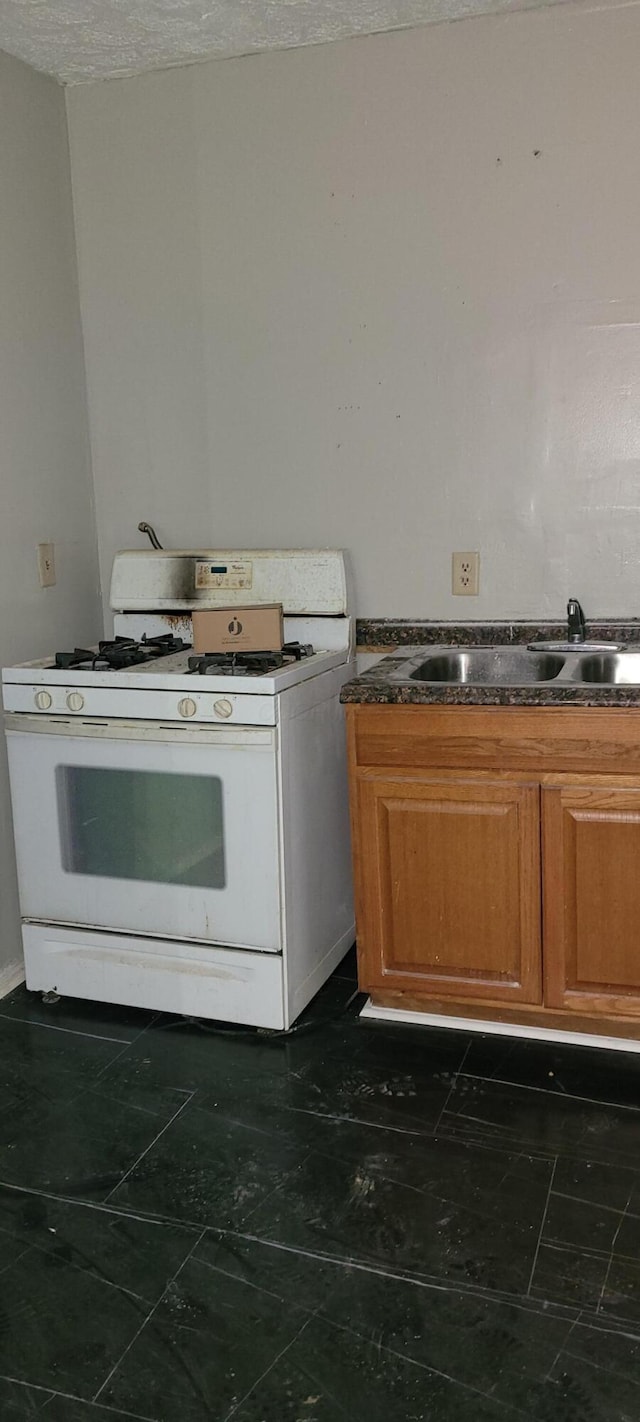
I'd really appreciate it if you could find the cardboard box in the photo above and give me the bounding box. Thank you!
[192,605,284,654]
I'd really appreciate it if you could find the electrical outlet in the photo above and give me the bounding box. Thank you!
[37,543,56,588]
[452,551,480,596]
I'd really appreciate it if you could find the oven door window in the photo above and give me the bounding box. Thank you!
[56,766,226,890]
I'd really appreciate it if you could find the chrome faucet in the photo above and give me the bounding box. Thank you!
[567,598,586,644]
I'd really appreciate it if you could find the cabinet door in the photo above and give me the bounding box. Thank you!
[543,782,640,1016]
[356,773,542,1003]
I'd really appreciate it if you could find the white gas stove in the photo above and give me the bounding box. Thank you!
[2,549,355,1028]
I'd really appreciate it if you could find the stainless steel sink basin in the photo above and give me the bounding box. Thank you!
[381,642,640,691]
[409,649,566,685]
[569,652,640,685]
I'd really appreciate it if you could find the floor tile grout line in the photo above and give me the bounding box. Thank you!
[83,1089,175,1121]
[538,1220,640,1272]
[0,1003,165,1066]
[92,1034,152,1085]
[529,1287,640,1333]
[427,1123,554,1164]
[440,1110,602,1159]
[48,1392,160,1419]
[229,1295,535,1422]
[0,1379,56,1410]
[435,1123,636,1171]
[539,1238,639,1267]
[14,1229,152,1307]
[191,1251,312,1304]
[526,1154,558,1298]
[2,1171,524,1308]
[223,1315,315,1421]
[218,1226,590,1327]
[5,1172,639,1333]
[490,1148,530,1195]
[0,1010,131,1046]
[5,1170,634,1333]
[7,1166,637,1330]
[432,1038,472,1138]
[459,1069,640,1115]
[543,1311,583,1384]
[92,1225,208,1406]
[0,1177,196,1231]
[103,1091,196,1203]
[0,1374,160,1422]
[3,1176,638,1335]
[120,1012,164,1050]
[314,1312,538,1422]
[225,1290,355,1422]
[0,1204,152,1309]
[553,1189,640,1219]
[0,1243,35,1280]
[41,1394,158,1420]
[92,1043,140,1084]
[563,1333,640,1387]
[0,1171,554,1319]
[283,1105,453,1140]
[596,1184,635,1315]
[293,1142,541,1224]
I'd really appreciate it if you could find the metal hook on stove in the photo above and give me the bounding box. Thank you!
[138,521,163,550]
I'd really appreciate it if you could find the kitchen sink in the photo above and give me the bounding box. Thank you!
[409,649,566,686]
[569,652,640,685]
[381,643,640,689]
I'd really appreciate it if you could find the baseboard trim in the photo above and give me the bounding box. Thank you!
[0,957,25,1000]
[360,998,640,1055]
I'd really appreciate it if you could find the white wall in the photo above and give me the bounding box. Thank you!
[0,50,102,982]
[67,2,640,622]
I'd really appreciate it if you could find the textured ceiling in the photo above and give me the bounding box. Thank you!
[0,0,573,84]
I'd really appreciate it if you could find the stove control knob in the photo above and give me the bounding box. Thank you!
[34,690,52,710]
[66,692,85,712]
[178,697,197,719]
[213,698,233,719]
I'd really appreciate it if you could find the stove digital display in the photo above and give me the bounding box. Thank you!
[194,559,253,591]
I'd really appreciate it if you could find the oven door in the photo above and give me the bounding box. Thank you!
[5,716,282,951]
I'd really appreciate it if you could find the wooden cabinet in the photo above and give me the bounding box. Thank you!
[356,772,541,1003]
[346,704,640,1037]
[543,781,640,1018]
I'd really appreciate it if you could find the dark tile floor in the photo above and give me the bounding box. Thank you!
[1,951,640,1419]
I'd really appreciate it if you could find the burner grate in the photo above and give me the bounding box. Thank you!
[54,634,191,671]
[188,642,314,677]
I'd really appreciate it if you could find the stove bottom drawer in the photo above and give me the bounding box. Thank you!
[21,923,286,1029]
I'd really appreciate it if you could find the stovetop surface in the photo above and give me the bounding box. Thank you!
[4,644,349,698]
[53,637,316,677]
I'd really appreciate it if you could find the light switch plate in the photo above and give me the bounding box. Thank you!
[37,543,56,588]
[452,551,480,595]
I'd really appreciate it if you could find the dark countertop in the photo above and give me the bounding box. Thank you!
[342,631,640,707]
[355,617,640,648]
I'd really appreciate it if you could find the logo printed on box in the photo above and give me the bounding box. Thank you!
[192,605,284,654]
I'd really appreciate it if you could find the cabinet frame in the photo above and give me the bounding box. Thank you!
[346,704,640,1035]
